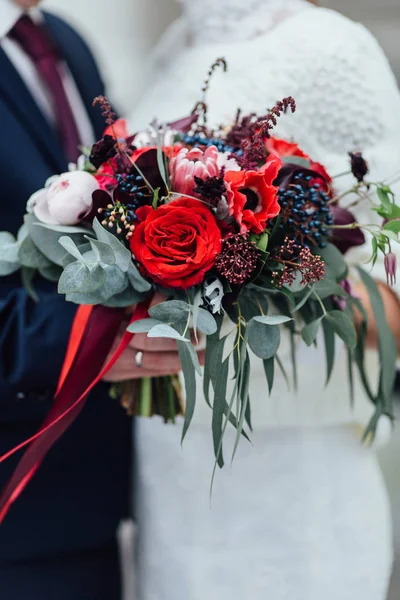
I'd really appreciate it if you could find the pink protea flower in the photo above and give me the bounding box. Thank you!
[169,145,219,197]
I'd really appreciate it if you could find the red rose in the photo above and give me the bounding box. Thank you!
[265,136,332,195]
[130,198,222,288]
[224,154,282,234]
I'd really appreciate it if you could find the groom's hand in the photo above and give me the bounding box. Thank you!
[102,293,205,382]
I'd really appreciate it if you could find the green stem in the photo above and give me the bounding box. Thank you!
[139,377,152,417]
[332,170,352,179]
[313,291,328,316]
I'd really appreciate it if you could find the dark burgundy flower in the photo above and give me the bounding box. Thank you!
[89,135,117,168]
[193,175,226,202]
[133,148,168,195]
[385,252,397,285]
[215,233,260,285]
[168,113,199,134]
[349,152,369,183]
[330,205,365,254]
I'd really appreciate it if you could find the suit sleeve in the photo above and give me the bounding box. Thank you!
[0,279,78,420]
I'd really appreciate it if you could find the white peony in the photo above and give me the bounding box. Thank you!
[27,171,99,225]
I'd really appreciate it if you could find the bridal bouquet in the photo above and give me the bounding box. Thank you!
[0,59,398,516]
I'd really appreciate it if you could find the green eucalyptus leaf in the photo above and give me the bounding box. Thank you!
[58,261,91,294]
[65,290,105,305]
[0,260,20,276]
[233,350,251,460]
[28,218,85,266]
[178,340,197,442]
[325,310,357,349]
[301,317,323,346]
[21,266,39,301]
[58,236,83,261]
[147,323,189,341]
[156,143,169,190]
[39,264,63,282]
[127,261,151,292]
[18,235,52,270]
[0,232,20,264]
[203,315,224,406]
[238,289,269,323]
[248,319,280,359]
[292,285,315,312]
[149,300,191,323]
[100,265,128,300]
[191,290,202,337]
[253,315,292,326]
[196,308,217,335]
[263,357,274,394]
[103,285,146,307]
[127,318,164,333]
[34,222,92,235]
[322,318,336,385]
[92,218,131,272]
[87,237,116,265]
[314,274,346,299]
[212,357,229,468]
[318,243,348,281]
[357,267,397,414]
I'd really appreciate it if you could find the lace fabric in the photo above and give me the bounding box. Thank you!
[180,0,312,43]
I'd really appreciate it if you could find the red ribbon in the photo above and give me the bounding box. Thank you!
[0,300,150,522]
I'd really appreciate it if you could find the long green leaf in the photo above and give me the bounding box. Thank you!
[325,310,357,349]
[322,319,335,385]
[177,339,197,442]
[357,267,397,416]
[232,346,251,460]
[212,358,229,468]
[263,357,274,395]
[301,317,323,347]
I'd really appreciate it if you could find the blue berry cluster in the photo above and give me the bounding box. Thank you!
[116,173,147,198]
[182,133,235,154]
[277,173,333,248]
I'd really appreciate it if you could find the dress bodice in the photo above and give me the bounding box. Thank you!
[131,6,400,434]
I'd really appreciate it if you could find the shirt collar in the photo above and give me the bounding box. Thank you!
[0,1,42,40]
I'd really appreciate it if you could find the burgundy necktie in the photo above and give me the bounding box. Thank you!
[9,15,81,162]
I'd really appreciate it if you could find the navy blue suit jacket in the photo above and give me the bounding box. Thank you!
[0,13,132,561]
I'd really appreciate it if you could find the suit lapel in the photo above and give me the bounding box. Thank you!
[0,48,67,173]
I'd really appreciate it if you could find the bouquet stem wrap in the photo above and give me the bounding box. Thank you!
[0,300,150,522]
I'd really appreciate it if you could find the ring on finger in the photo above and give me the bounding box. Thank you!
[135,351,144,368]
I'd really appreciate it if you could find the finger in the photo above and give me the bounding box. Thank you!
[129,333,179,352]
[140,349,205,370]
[103,349,205,382]
[130,330,202,352]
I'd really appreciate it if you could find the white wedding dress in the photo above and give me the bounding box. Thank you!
[130,2,400,599]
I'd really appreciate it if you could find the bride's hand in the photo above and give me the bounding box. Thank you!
[102,293,205,381]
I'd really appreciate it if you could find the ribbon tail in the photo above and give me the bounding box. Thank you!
[0,300,149,521]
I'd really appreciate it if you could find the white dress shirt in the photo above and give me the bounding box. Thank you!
[0,0,95,149]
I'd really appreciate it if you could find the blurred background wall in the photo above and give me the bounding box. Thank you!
[42,0,180,114]
[43,0,400,113]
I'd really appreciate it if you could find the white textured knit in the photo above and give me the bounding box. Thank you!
[131,4,400,431]
[132,5,398,600]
